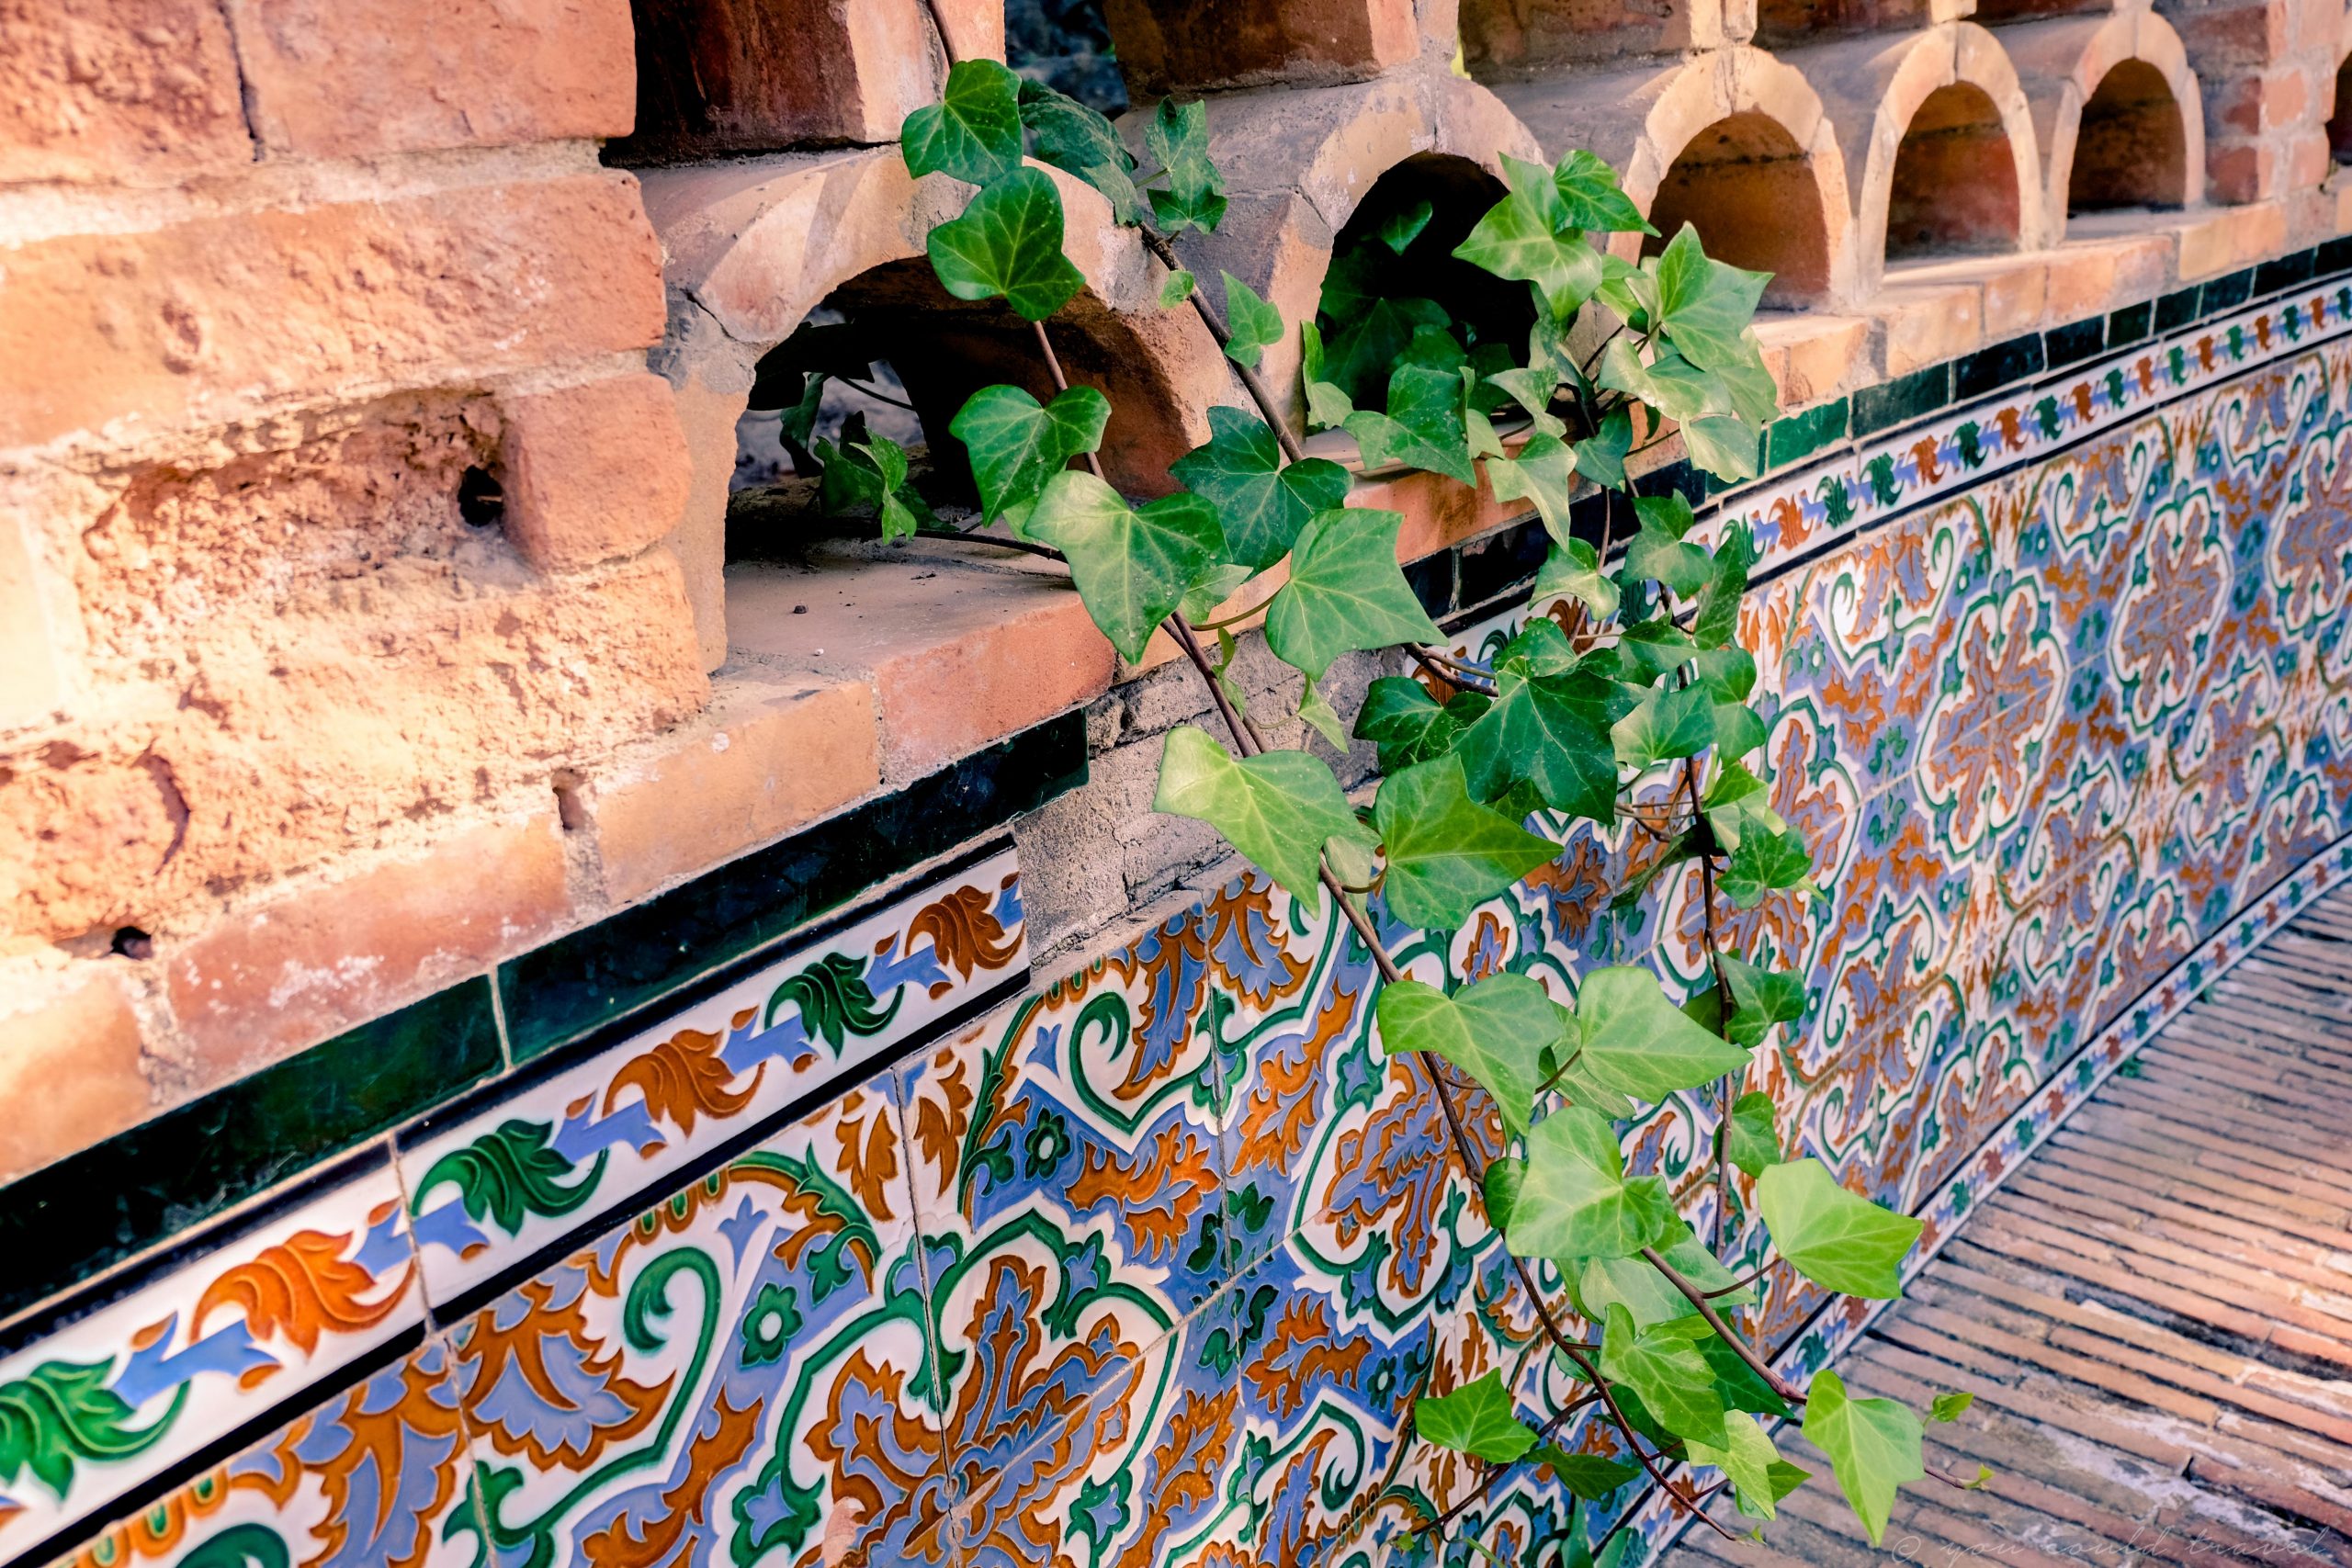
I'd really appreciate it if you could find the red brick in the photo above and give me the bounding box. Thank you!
[591,678,880,906]
[0,172,666,451]
[1105,0,1417,93]
[0,0,251,186]
[616,0,1001,159]
[232,0,636,157]
[165,815,571,1081]
[0,974,152,1183]
[500,373,693,573]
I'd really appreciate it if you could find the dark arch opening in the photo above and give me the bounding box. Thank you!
[1308,152,1535,414]
[2069,60,2188,213]
[2330,55,2352,164]
[1885,84,2022,261]
[728,259,1186,557]
[1645,113,1832,308]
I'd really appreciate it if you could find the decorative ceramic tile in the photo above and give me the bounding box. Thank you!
[0,1159,423,1568]
[397,846,1025,1313]
[440,1066,945,1568]
[46,1337,477,1568]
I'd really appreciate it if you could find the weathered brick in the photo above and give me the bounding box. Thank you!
[0,552,707,943]
[1756,314,1868,405]
[1875,283,1983,376]
[591,678,880,907]
[164,815,570,1082]
[729,553,1117,781]
[229,0,636,157]
[1105,0,1418,94]
[500,373,693,573]
[0,974,151,1182]
[0,512,60,731]
[0,0,251,186]
[0,172,665,451]
[616,0,999,159]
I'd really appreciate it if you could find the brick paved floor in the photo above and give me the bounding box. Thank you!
[1663,886,2352,1568]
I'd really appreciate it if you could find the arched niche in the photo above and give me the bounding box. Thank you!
[2331,52,2352,164]
[1886,83,2025,257]
[1646,112,1838,307]
[2070,58,2190,211]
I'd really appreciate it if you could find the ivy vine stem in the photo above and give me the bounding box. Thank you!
[1418,1388,1602,1540]
[1137,226,1309,463]
[1639,1245,1803,1403]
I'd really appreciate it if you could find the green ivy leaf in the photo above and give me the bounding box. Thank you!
[950,384,1110,525]
[1596,252,1658,332]
[1535,540,1620,621]
[1220,272,1283,369]
[854,438,921,540]
[1689,646,1758,704]
[1453,186,1602,320]
[1485,1155,1526,1232]
[1571,965,1750,1102]
[1380,197,1436,254]
[1296,678,1350,752]
[1495,618,1577,678]
[1553,150,1656,235]
[1159,268,1196,308]
[1721,824,1814,908]
[1693,524,1755,648]
[1721,1088,1783,1176]
[1600,1303,1727,1446]
[1757,1158,1922,1300]
[1456,668,1629,826]
[1685,416,1763,485]
[1538,1447,1643,1502]
[1323,296,1450,409]
[1484,433,1579,545]
[1802,1368,1924,1545]
[1576,405,1634,489]
[1179,560,1253,623]
[1354,677,1487,773]
[1154,726,1375,903]
[1579,1221,1752,1327]
[1264,508,1442,681]
[1625,493,1712,597]
[901,59,1023,186]
[1617,619,1698,685]
[1145,97,1226,234]
[1417,1369,1538,1463]
[1025,470,1224,660]
[926,167,1086,321]
[1376,974,1562,1137]
[1168,406,1349,570]
[1653,222,1771,373]
[1485,365,1567,438]
[1344,327,1476,484]
[1713,702,1768,759]
[1373,755,1560,931]
[1722,956,1804,1050]
[1507,1104,1677,1261]
[1017,79,1139,223]
[1300,322,1356,431]
[1610,682,1714,771]
[1688,1412,1790,1520]
[1499,151,1570,232]
[1931,1391,1974,1423]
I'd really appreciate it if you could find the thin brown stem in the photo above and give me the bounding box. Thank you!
[1416,1391,1601,1540]
[947,530,1067,562]
[1138,226,1308,463]
[1165,616,1268,756]
[1639,1245,1804,1404]
[1028,321,1112,484]
[1706,1256,1776,1297]
[1408,645,1498,697]
[917,0,962,63]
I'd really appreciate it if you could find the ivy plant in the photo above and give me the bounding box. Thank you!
[886,60,1976,1562]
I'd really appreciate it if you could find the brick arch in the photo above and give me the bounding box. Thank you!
[643,148,1230,661]
[1170,71,1544,428]
[1792,24,2048,289]
[2003,7,2206,230]
[1599,51,1860,310]
[2327,6,2352,164]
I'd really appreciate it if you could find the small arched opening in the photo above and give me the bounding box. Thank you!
[1645,112,1834,308]
[1307,152,1536,416]
[1885,83,2023,260]
[2329,54,2352,164]
[2068,59,2189,213]
[728,260,1188,558]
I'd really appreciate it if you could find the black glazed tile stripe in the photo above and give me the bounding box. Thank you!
[0,980,498,1325]
[1852,365,1950,438]
[2154,286,2201,333]
[497,709,1088,1062]
[1953,334,2044,401]
[2042,317,2105,369]
[1455,517,1547,611]
[2106,300,2154,349]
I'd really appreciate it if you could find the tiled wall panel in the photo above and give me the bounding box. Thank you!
[13,282,2352,1567]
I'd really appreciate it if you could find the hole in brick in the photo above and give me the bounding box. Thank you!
[2069,60,2189,214]
[1885,84,2022,261]
[1646,112,1833,308]
[1307,153,1535,414]
[111,926,154,960]
[551,769,588,831]
[2331,57,2352,164]
[729,259,1193,557]
[457,465,503,526]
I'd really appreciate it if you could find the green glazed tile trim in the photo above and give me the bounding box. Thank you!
[1765,399,1849,472]
[0,977,499,1325]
